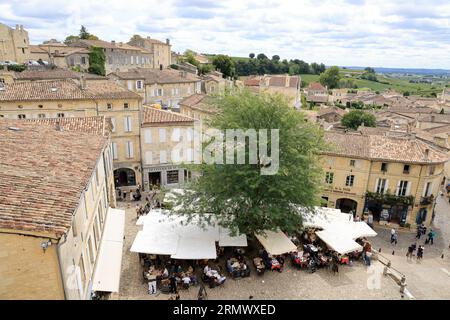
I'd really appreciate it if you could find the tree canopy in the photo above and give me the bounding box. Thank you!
[174,91,325,236]
[319,66,341,89]
[212,54,236,78]
[234,54,324,77]
[64,26,98,44]
[88,46,106,76]
[341,110,377,130]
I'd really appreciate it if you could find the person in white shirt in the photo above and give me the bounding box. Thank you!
[203,265,211,274]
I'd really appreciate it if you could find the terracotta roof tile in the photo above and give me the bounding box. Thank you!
[110,68,201,84]
[308,82,327,91]
[323,132,448,164]
[0,119,108,238]
[24,116,111,136]
[142,106,195,125]
[0,79,141,101]
[15,69,106,80]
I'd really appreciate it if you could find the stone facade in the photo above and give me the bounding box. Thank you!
[0,23,30,63]
[0,80,143,188]
[128,35,171,69]
[140,106,197,189]
[321,132,448,227]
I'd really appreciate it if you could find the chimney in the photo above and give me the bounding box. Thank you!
[166,38,170,45]
[15,24,19,30]
[424,148,429,159]
[80,74,87,90]
[20,25,24,31]
[111,40,116,46]
[431,115,435,122]
[160,64,163,71]
[147,36,151,39]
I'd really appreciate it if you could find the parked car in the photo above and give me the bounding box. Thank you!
[1,60,18,66]
[25,60,40,66]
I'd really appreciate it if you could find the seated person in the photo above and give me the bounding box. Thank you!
[226,259,233,273]
[182,275,191,288]
[162,267,169,278]
[203,265,212,274]
[277,256,285,266]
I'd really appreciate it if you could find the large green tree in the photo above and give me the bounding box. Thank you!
[174,91,325,236]
[341,110,377,130]
[319,66,341,89]
[212,54,235,78]
[88,46,106,76]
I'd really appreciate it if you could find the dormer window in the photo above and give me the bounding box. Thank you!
[18,105,23,109]
[124,103,129,109]
[107,103,113,110]
[403,164,410,174]
[38,105,43,108]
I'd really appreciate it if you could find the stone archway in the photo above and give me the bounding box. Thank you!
[114,168,136,187]
[336,198,358,214]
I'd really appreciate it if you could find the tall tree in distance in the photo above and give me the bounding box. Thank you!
[319,66,341,89]
[174,91,325,236]
[341,110,376,130]
[249,53,255,59]
[212,54,236,78]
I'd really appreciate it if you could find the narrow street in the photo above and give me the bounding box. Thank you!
[369,194,450,299]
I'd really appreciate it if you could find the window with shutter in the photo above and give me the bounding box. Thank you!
[112,142,118,160]
[172,128,181,142]
[144,128,152,143]
[145,151,152,165]
[126,141,134,158]
[110,117,116,132]
[160,150,167,163]
[159,128,166,142]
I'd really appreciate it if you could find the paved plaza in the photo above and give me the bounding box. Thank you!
[117,191,450,300]
[117,201,402,300]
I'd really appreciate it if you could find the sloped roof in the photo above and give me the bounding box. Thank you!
[308,82,327,91]
[0,119,108,238]
[24,116,111,136]
[142,106,195,125]
[0,79,141,101]
[323,132,448,164]
[110,68,201,84]
[179,94,217,114]
[15,69,106,81]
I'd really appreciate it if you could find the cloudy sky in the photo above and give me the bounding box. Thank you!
[1,0,450,69]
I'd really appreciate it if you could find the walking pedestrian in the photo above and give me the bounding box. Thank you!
[169,276,177,294]
[417,245,424,260]
[365,250,372,266]
[427,229,436,245]
[416,224,423,239]
[406,243,416,260]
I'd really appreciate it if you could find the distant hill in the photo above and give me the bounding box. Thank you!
[343,66,450,76]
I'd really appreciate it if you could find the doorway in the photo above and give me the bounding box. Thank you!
[336,198,358,213]
[148,172,161,187]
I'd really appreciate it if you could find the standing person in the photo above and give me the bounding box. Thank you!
[198,284,207,300]
[148,279,157,295]
[365,250,372,266]
[169,275,177,294]
[417,245,424,260]
[367,213,374,229]
[391,228,398,245]
[427,229,436,245]
[406,243,416,260]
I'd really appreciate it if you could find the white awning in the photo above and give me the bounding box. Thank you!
[219,227,247,247]
[170,237,217,260]
[92,208,125,293]
[316,230,362,255]
[130,230,179,255]
[255,230,297,255]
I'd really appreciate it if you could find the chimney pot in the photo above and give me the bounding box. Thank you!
[166,38,170,45]
[111,40,116,45]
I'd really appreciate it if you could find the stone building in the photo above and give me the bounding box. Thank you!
[69,39,153,74]
[140,106,197,189]
[108,68,202,110]
[128,35,172,69]
[201,71,234,94]
[0,79,143,189]
[0,118,124,300]
[179,93,217,129]
[243,74,301,108]
[321,131,448,227]
[0,23,30,63]
[304,82,328,105]
[29,42,90,71]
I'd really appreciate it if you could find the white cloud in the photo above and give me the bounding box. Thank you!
[1,0,449,68]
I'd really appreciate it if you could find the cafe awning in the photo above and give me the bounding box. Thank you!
[219,227,248,247]
[92,208,125,293]
[130,230,179,255]
[170,237,217,260]
[315,230,362,255]
[255,230,297,255]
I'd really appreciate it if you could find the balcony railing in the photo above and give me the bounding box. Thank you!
[420,195,434,205]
